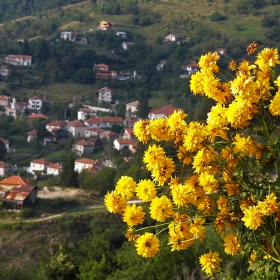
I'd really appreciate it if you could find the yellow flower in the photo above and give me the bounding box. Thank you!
[258,192,279,216]
[133,120,151,143]
[269,90,280,116]
[167,110,188,136]
[198,52,220,73]
[255,47,280,71]
[115,176,137,200]
[135,232,160,258]
[232,133,257,157]
[189,216,206,240]
[223,233,242,256]
[104,190,127,214]
[122,204,146,227]
[198,172,219,194]
[136,179,157,202]
[199,250,222,275]
[143,144,166,172]
[197,196,214,215]
[151,157,175,186]
[214,213,228,235]
[183,122,208,152]
[149,195,174,222]
[226,96,253,129]
[207,104,228,129]
[192,147,218,174]
[217,195,230,213]
[190,71,205,95]
[242,206,265,230]
[148,118,174,142]
[171,183,192,207]
[177,145,192,165]
[125,228,139,241]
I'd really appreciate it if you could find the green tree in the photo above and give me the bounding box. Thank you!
[59,152,78,187]
[0,140,7,160]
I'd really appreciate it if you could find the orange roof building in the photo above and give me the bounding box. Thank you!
[0,175,31,190]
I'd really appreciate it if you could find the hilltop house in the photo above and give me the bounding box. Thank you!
[99,130,119,141]
[28,96,44,111]
[46,120,67,133]
[29,158,54,174]
[165,33,180,42]
[85,127,105,138]
[47,163,63,176]
[148,104,183,119]
[181,63,199,78]
[4,55,32,66]
[0,175,31,190]
[98,87,113,103]
[99,21,114,30]
[74,158,97,173]
[78,108,97,120]
[0,138,9,151]
[122,42,135,50]
[0,95,10,107]
[0,161,13,176]
[0,66,11,77]
[67,120,87,138]
[116,32,126,38]
[27,130,37,142]
[72,138,101,156]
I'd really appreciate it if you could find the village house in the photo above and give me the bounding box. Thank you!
[46,120,67,133]
[84,117,102,128]
[85,127,105,138]
[98,87,113,103]
[148,104,183,119]
[28,96,44,111]
[93,63,110,72]
[0,65,11,77]
[156,60,167,72]
[0,138,9,151]
[215,48,227,56]
[0,175,31,190]
[2,185,38,209]
[5,98,28,118]
[74,158,95,173]
[99,130,119,141]
[0,161,13,176]
[29,158,54,174]
[100,116,124,128]
[27,130,37,142]
[67,120,87,138]
[47,163,63,176]
[27,113,49,122]
[72,138,101,156]
[61,31,74,40]
[99,21,114,30]
[0,95,10,107]
[126,100,139,118]
[180,63,199,78]
[165,33,180,42]
[116,31,126,38]
[113,138,138,152]
[4,55,32,66]
[122,42,135,50]
[123,128,136,141]
[78,108,97,120]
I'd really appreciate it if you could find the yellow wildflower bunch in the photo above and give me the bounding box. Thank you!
[104,43,280,276]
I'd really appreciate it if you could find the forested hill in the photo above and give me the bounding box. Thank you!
[0,0,84,23]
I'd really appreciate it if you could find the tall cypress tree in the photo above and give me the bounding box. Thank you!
[59,152,78,187]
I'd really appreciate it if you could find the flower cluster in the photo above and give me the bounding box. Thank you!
[104,43,280,276]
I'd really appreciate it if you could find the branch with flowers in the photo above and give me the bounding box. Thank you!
[104,42,280,278]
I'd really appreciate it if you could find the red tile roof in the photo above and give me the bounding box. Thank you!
[47,120,67,127]
[31,158,53,166]
[3,190,30,201]
[100,130,119,136]
[85,117,102,124]
[0,95,9,100]
[0,161,12,169]
[0,138,8,144]
[98,87,113,92]
[27,113,49,119]
[94,64,109,68]
[28,130,38,135]
[69,120,87,127]
[125,128,134,134]
[6,55,32,59]
[74,139,95,146]
[101,117,123,123]
[149,104,183,116]
[0,175,30,186]
[48,163,63,170]
[29,95,43,101]
[75,158,95,165]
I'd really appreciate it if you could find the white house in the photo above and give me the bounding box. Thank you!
[0,161,13,176]
[72,139,101,156]
[28,96,44,111]
[156,60,167,72]
[85,127,105,138]
[0,138,9,151]
[122,42,135,50]
[126,100,139,118]
[98,87,113,103]
[46,120,67,133]
[60,31,74,40]
[0,95,10,106]
[181,63,199,76]
[84,117,102,128]
[47,163,63,176]
[67,120,87,138]
[78,108,97,120]
[74,158,95,173]
[5,55,32,66]
[165,34,180,42]
[27,130,37,142]
[148,104,183,120]
[0,66,11,77]
[215,48,227,56]
[113,139,138,152]
[29,158,54,174]
[116,32,127,39]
